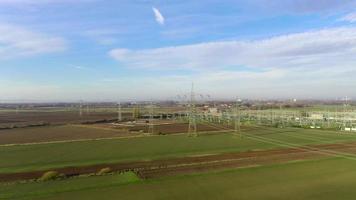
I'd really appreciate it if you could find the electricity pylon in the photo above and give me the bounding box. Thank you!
[279,104,284,127]
[79,100,83,117]
[234,99,241,137]
[148,101,154,135]
[117,102,122,122]
[270,107,274,125]
[343,96,350,131]
[188,83,197,137]
[257,105,261,125]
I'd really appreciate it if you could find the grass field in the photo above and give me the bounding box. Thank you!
[0,172,140,200]
[2,126,356,199]
[1,127,356,173]
[2,158,356,200]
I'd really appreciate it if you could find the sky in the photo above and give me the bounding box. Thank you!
[0,0,356,102]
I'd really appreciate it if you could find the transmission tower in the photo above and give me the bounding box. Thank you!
[257,105,261,125]
[117,102,122,122]
[79,100,83,117]
[279,104,284,127]
[234,98,241,137]
[148,101,154,135]
[188,83,197,137]
[343,96,350,130]
[270,106,274,125]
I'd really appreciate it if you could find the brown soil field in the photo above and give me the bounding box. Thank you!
[0,111,131,127]
[0,125,132,145]
[1,142,356,183]
[0,121,228,145]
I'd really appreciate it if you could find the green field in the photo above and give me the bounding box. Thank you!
[1,127,356,173]
[2,126,356,200]
[2,158,356,200]
[0,172,140,200]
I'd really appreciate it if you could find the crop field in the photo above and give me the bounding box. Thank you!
[0,125,131,145]
[0,111,122,127]
[0,129,268,173]
[1,127,356,174]
[0,171,141,200]
[0,121,225,145]
[0,106,183,128]
[36,158,356,200]
[2,157,356,199]
[2,123,356,199]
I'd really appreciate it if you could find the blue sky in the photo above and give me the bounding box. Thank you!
[0,0,356,102]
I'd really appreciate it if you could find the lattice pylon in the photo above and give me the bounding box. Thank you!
[117,102,122,122]
[188,83,197,137]
[148,102,154,135]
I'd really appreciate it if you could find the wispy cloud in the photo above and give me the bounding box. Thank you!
[0,23,67,59]
[340,12,356,23]
[109,27,356,71]
[108,26,356,99]
[152,7,165,25]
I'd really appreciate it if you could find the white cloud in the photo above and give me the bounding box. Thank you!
[340,12,356,23]
[109,27,356,71]
[152,7,165,25]
[0,23,67,59]
[108,27,356,99]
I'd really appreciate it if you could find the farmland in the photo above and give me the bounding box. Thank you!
[1,105,356,200]
[40,158,356,200]
[2,157,356,199]
[2,127,356,174]
[0,125,128,145]
[0,121,223,145]
[0,110,122,127]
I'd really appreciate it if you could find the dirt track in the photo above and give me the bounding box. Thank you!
[1,142,356,182]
